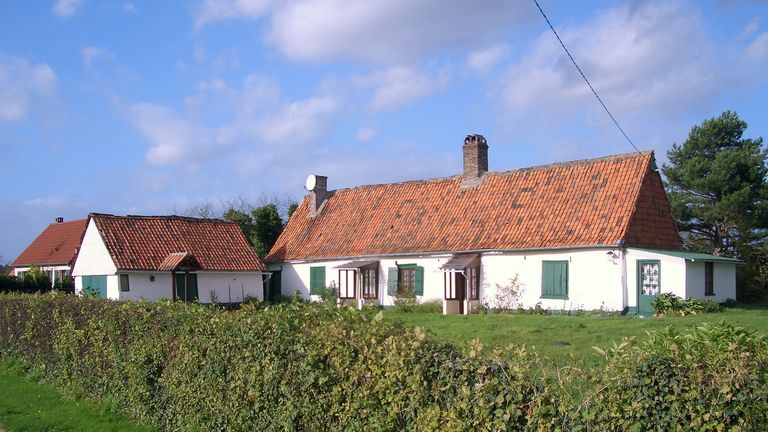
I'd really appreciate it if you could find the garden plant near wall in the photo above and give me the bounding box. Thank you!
[0,293,766,431]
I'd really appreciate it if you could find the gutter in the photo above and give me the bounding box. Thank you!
[269,244,621,265]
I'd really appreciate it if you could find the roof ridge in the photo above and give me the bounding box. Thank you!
[89,213,232,223]
[325,150,654,194]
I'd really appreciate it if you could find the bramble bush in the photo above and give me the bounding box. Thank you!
[0,293,765,430]
[652,292,722,315]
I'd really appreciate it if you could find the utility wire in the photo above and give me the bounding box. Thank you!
[532,0,643,156]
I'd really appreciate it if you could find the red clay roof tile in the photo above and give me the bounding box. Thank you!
[12,220,87,267]
[266,151,682,262]
[92,214,266,272]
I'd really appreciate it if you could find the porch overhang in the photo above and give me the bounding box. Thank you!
[440,254,480,271]
[334,260,379,270]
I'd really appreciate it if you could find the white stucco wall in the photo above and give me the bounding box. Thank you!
[480,248,624,311]
[625,248,686,308]
[273,255,453,307]
[13,265,72,287]
[72,219,117,277]
[273,249,628,311]
[685,261,736,302]
[271,248,737,313]
[196,272,264,303]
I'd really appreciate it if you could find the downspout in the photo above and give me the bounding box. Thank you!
[262,272,273,301]
[619,241,628,314]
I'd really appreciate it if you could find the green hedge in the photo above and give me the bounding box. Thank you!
[0,293,766,431]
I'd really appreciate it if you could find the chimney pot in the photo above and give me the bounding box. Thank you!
[463,134,488,180]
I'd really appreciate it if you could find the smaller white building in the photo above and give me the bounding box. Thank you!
[10,218,87,287]
[72,213,267,303]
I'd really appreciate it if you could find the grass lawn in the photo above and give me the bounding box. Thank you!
[386,304,768,368]
[0,359,153,432]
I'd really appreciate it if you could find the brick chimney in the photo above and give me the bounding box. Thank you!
[462,134,488,186]
[307,175,328,218]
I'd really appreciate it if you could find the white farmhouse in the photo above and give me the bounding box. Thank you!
[72,214,267,303]
[9,218,87,286]
[265,134,739,316]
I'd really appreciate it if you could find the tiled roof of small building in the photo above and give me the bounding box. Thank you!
[91,214,266,272]
[266,151,682,262]
[12,219,87,267]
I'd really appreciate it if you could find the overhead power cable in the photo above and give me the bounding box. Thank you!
[532,0,643,156]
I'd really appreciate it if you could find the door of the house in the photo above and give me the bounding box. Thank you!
[268,270,281,302]
[637,260,661,316]
[82,275,107,298]
[175,273,199,303]
[455,272,466,314]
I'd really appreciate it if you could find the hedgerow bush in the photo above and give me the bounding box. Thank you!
[0,293,559,430]
[1,293,765,430]
[585,323,768,430]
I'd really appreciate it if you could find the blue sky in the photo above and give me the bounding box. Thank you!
[2,0,767,263]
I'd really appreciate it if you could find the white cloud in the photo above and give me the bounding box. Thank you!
[81,46,113,68]
[52,0,84,18]
[353,66,449,111]
[122,1,136,13]
[195,0,533,63]
[467,44,508,75]
[126,103,215,168]
[125,75,338,172]
[496,1,723,134]
[356,127,375,142]
[745,32,768,60]
[194,0,275,28]
[0,54,58,123]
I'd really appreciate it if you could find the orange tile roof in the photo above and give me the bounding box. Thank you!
[266,151,682,262]
[12,220,87,267]
[91,214,266,272]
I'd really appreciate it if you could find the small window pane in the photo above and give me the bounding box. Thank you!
[399,268,415,294]
[120,274,130,292]
[704,262,714,296]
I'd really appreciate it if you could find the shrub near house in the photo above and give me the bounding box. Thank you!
[1,293,767,431]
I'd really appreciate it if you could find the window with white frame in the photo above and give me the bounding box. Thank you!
[338,269,356,299]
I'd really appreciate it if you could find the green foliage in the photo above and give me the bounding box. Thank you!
[0,275,23,293]
[662,111,768,300]
[586,323,768,430]
[1,295,765,430]
[0,293,559,430]
[413,299,442,313]
[317,282,339,304]
[224,204,285,257]
[393,291,417,312]
[652,293,722,316]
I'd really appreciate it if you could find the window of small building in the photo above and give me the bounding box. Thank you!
[541,261,568,299]
[120,274,130,292]
[704,262,714,296]
[387,265,424,296]
[361,268,378,299]
[338,269,356,299]
[467,266,479,300]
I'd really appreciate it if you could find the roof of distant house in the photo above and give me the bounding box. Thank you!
[90,214,266,272]
[12,219,87,267]
[266,151,682,262]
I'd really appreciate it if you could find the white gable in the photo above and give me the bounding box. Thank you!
[72,218,117,276]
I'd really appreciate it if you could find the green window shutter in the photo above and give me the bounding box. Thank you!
[414,266,424,296]
[310,266,325,295]
[542,261,568,299]
[387,267,398,295]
